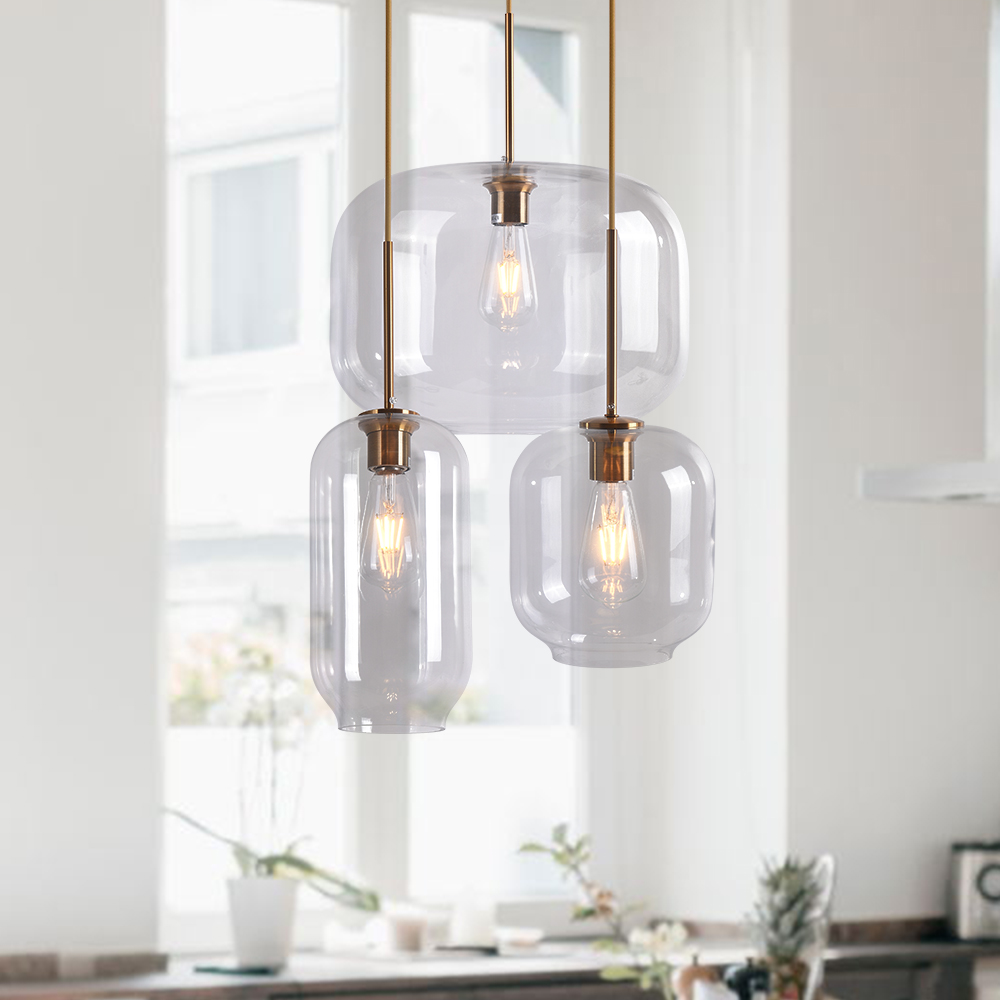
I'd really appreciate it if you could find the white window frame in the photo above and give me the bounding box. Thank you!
[168,132,346,390]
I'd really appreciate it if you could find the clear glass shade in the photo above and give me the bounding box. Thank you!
[310,414,472,732]
[330,161,688,433]
[509,425,715,666]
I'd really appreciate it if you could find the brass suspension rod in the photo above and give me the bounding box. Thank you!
[504,0,514,162]
[383,0,394,409]
[606,0,618,417]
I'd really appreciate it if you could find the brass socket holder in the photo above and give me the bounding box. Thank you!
[359,409,420,473]
[580,415,644,482]
[484,172,537,226]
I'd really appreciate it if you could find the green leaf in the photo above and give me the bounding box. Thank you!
[518,843,551,854]
[232,845,256,877]
[592,939,627,953]
[552,822,569,845]
[572,906,598,922]
[600,966,642,982]
[639,971,654,990]
[165,807,260,877]
[283,835,312,855]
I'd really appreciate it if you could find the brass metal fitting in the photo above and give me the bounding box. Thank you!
[359,408,420,473]
[580,415,643,482]
[484,172,536,226]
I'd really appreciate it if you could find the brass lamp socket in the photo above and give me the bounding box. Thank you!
[359,409,420,473]
[484,173,537,226]
[580,415,644,482]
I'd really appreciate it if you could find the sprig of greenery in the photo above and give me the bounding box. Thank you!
[166,808,379,912]
[520,823,684,1000]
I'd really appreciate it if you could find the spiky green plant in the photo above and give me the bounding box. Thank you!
[749,857,824,965]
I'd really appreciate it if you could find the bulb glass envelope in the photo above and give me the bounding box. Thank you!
[509,424,715,667]
[311,413,472,732]
[331,161,688,433]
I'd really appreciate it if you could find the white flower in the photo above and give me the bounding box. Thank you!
[629,927,654,953]
[630,922,688,963]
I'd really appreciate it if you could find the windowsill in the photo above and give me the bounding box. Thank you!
[6,941,1000,999]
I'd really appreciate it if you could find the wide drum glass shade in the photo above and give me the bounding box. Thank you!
[509,425,714,667]
[331,162,688,433]
[311,414,472,732]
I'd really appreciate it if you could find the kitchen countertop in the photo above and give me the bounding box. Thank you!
[4,941,1000,1000]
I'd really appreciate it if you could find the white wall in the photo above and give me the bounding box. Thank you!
[607,0,1000,926]
[0,1,164,949]
[787,0,1000,919]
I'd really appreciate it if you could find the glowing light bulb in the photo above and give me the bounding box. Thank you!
[360,471,421,596]
[478,224,538,334]
[579,481,646,608]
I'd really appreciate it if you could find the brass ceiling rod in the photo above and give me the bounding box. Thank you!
[486,1,535,224]
[606,0,617,418]
[579,0,643,482]
[382,0,394,410]
[504,0,514,163]
[364,0,419,474]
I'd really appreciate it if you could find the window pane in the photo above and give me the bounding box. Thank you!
[165,0,348,930]
[407,440,578,902]
[405,16,582,904]
[410,14,579,167]
[187,159,300,357]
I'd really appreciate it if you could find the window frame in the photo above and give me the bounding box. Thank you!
[168,130,346,390]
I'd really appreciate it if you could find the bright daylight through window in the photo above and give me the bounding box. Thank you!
[163,0,582,946]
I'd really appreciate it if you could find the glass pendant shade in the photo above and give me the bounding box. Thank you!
[509,424,715,667]
[330,162,688,433]
[311,414,472,732]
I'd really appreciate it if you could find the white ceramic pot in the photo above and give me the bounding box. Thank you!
[227,877,299,969]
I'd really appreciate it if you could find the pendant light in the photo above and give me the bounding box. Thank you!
[311,0,472,732]
[508,0,715,667]
[327,2,689,433]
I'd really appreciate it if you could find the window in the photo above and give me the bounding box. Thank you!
[163,0,351,950]
[410,13,579,166]
[186,158,300,357]
[402,17,582,901]
[164,0,589,950]
[167,0,345,384]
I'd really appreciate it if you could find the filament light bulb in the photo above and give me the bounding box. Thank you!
[360,470,421,596]
[478,224,537,334]
[579,480,645,608]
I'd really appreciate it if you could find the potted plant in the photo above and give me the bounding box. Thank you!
[748,856,836,1000]
[520,823,690,999]
[167,632,378,968]
[168,809,378,968]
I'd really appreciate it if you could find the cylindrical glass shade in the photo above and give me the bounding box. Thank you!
[509,424,714,667]
[331,162,688,433]
[311,414,472,732]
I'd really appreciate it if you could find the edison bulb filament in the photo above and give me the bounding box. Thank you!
[579,480,646,608]
[360,471,421,596]
[478,223,538,335]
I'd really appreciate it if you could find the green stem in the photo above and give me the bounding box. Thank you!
[165,807,259,861]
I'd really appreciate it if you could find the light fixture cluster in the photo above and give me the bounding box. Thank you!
[311,0,715,733]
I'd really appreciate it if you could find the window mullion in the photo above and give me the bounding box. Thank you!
[353,738,411,900]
